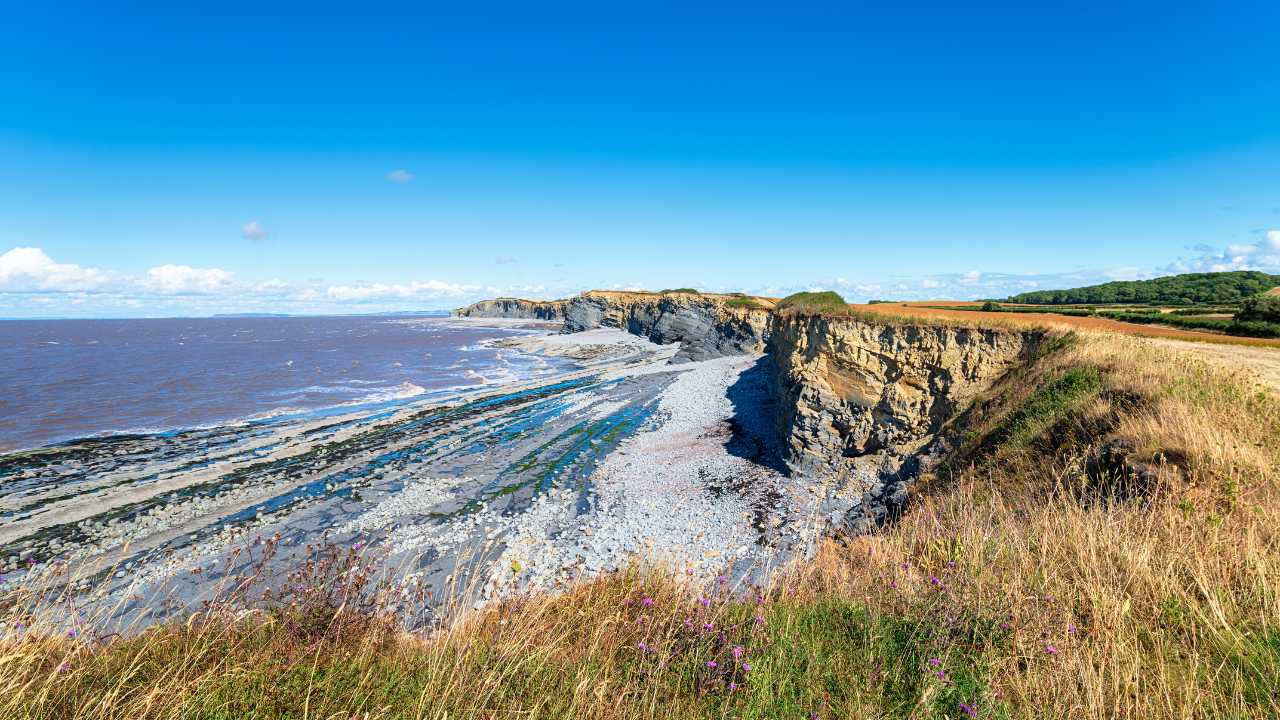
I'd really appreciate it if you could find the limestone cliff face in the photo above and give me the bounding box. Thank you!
[564,291,775,361]
[453,298,567,322]
[768,314,1043,477]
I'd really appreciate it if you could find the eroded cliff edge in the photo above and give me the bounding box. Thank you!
[767,312,1045,530]
[454,290,1049,532]
[563,291,775,361]
[454,297,567,322]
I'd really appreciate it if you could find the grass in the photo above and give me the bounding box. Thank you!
[3,331,1279,719]
[723,296,767,310]
[776,290,851,316]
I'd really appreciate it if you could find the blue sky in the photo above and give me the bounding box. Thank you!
[2,1,1279,317]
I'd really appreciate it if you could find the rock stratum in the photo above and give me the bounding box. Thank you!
[767,314,1043,474]
[453,297,567,322]
[563,291,775,361]
[767,313,1044,531]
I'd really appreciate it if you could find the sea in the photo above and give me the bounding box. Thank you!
[0,314,566,454]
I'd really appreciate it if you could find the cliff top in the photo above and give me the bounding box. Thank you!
[849,300,1280,347]
[580,289,778,309]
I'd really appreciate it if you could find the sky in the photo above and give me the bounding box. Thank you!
[2,1,1279,317]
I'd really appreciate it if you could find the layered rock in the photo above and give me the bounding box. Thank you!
[453,298,567,322]
[768,313,1044,529]
[563,291,774,361]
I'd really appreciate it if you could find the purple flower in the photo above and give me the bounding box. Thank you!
[1044,645,1058,655]
[641,596,653,607]
[959,702,978,718]
[999,622,1011,631]
[947,561,957,569]
[928,658,942,667]
[1067,623,1077,634]
[732,645,744,659]
[699,596,711,607]
[936,670,947,680]
[65,628,77,638]
[683,617,693,629]
[741,662,751,672]
[57,661,70,673]
[707,660,717,668]
[900,562,909,570]
[729,681,739,691]
[929,576,941,586]
[718,575,727,585]
[754,614,765,625]
[637,641,648,652]
[703,622,714,632]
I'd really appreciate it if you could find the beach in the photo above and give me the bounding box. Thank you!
[1,323,822,627]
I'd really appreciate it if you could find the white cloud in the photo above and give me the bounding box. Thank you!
[1165,229,1280,273]
[241,220,269,242]
[0,246,583,317]
[1102,267,1151,281]
[385,169,414,183]
[0,247,113,292]
[495,256,518,265]
[1265,230,1280,252]
[325,280,493,302]
[144,265,237,294]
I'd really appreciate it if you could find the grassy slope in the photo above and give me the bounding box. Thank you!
[3,331,1279,719]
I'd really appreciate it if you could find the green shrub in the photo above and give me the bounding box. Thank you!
[776,291,850,316]
[1236,294,1280,323]
[660,288,700,295]
[1098,309,1280,338]
[980,301,1002,312]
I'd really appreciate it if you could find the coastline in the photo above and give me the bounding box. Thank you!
[1,323,819,628]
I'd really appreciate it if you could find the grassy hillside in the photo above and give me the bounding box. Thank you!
[3,331,1278,719]
[1005,270,1280,306]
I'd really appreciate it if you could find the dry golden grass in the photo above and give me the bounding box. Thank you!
[853,302,1280,348]
[2,332,1277,719]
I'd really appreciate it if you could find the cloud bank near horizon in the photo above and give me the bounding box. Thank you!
[2,237,1278,318]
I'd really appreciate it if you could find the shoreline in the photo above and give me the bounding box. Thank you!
[1,325,820,629]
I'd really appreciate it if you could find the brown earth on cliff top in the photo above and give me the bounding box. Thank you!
[852,300,1280,347]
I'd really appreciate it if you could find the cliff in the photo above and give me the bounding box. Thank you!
[563,291,775,361]
[455,290,1054,530]
[453,297,567,322]
[767,312,1045,529]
